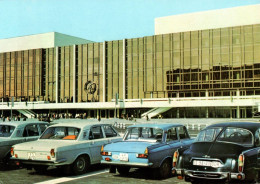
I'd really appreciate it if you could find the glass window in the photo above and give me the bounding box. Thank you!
[178,126,190,139]
[0,125,15,137]
[103,125,118,137]
[39,124,48,133]
[166,127,178,142]
[196,128,222,142]
[40,126,80,140]
[89,126,103,139]
[23,124,40,137]
[216,127,253,146]
[124,127,163,142]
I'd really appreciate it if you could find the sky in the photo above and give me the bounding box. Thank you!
[0,0,260,42]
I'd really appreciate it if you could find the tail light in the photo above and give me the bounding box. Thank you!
[50,149,55,158]
[11,147,14,156]
[238,154,244,172]
[136,147,148,158]
[173,150,179,167]
[100,145,111,156]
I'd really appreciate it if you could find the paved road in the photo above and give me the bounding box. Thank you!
[0,164,189,184]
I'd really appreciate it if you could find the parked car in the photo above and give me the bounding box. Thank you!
[101,123,193,179]
[0,121,49,164]
[11,121,122,175]
[173,122,260,184]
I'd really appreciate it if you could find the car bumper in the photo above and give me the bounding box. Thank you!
[175,168,245,181]
[11,158,67,166]
[101,160,153,167]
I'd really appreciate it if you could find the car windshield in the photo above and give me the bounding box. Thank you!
[216,127,253,146]
[0,125,15,137]
[195,128,222,142]
[124,127,163,142]
[40,126,81,140]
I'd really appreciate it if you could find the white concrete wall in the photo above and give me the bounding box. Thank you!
[0,32,55,53]
[155,4,260,35]
[0,32,93,53]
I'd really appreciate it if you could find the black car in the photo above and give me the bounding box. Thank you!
[173,122,260,183]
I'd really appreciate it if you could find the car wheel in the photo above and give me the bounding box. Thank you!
[117,166,130,175]
[34,165,49,173]
[158,159,172,179]
[72,155,89,175]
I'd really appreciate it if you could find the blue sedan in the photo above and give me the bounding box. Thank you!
[101,123,193,179]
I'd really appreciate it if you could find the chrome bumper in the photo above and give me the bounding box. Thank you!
[101,160,153,167]
[176,168,245,180]
[11,158,67,166]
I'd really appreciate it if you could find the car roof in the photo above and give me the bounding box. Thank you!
[0,120,48,127]
[128,123,184,130]
[206,122,260,133]
[48,120,111,129]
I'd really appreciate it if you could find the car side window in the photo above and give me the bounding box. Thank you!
[23,124,40,137]
[178,126,189,139]
[103,125,118,137]
[255,129,260,147]
[39,124,48,134]
[166,127,178,142]
[89,126,103,139]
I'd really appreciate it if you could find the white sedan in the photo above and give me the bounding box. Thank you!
[11,121,122,175]
[0,121,49,164]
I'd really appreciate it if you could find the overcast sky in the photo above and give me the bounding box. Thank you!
[0,0,260,42]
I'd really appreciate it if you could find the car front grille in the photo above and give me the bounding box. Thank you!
[192,172,221,179]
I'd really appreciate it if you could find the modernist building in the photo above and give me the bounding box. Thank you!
[0,5,260,119]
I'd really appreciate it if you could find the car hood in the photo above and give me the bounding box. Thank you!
[13,140,78,152]
[185,142,251,161]
[104,141,158,153]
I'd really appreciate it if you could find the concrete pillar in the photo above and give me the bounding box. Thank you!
[177,108,179,118]
[206,90,209,98]
[237,106,240,118]
[206,107,209,118]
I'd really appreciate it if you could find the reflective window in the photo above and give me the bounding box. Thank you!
[166,127,178,142]
[89,126,103,139]
[124,127,163,142]
[217,127,253,145]
[0,125,15,137]
[40,127,80,140]
[103,125,117,138]
[195,128,222,142]
[23,124,40,137]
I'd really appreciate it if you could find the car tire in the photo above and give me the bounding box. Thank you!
[157,159,172,179]
[33,165,49,173]
[117,166,130,175]
[72,155,89,175]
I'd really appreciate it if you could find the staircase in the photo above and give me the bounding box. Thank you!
[141,107,172,119]
[17,109,37,118]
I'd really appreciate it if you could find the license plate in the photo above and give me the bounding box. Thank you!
[119,153,128,161]
[193,160,223,168]
[28,152,36,160]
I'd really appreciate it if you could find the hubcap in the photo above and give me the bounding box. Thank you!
[77,158,85,171]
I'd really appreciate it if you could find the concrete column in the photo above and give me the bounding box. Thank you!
[103,41,106,102]
[55,47,59,103]
[237,106,240,118]
[73,45,76,103]
[206,107,209,118]
[123,39,126,100]
[177,108,179,118]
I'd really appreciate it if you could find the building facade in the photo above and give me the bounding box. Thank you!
[0,5,260,119]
